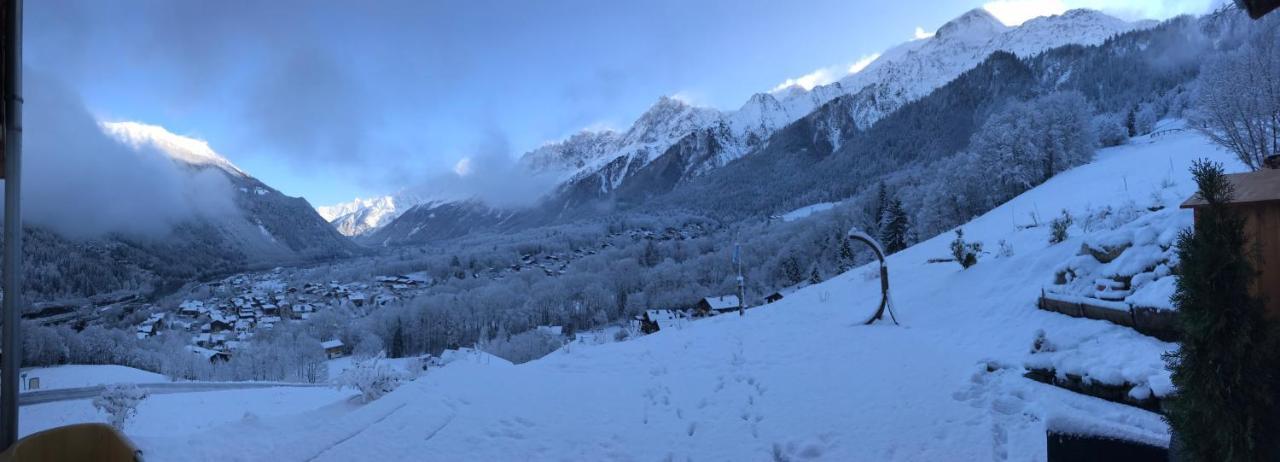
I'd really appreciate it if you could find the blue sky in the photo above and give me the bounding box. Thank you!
[25,0,1213,207]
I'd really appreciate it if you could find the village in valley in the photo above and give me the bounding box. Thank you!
[123,222,734,365]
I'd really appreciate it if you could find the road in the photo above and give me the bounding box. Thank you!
[19,381,326,406]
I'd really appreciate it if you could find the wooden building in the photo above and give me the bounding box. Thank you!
[1181,167,1280,317]
[694,295,741,317]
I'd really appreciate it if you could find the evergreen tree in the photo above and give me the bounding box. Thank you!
[1164,160,1280,462]
[1126,107,1137,137]
[867,182,890,236]
[390,321,405,359]
[808,266,822,285]
[880,198,911,254]
[837,232,856,272]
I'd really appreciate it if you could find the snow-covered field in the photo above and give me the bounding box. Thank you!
[55,126,1238,461]
[21,387,357,438]
[21,365,169,391]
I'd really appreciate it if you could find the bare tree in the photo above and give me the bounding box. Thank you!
[1193,27,1280,170]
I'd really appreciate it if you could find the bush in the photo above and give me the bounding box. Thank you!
[949,229,982,269]
[335,354,408,403]
[482,329,565,364]
[1049,210,1073,244]
[92,384,150,430]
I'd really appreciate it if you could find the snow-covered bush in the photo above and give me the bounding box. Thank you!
[1049,210,1073,244]
[335,354,408,403]
[482,329,565,364]
[92,384,149,430]
[949,230,982,269]
[1093,113,1128,147]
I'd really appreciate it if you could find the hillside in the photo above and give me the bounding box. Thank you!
[132,126,1237,460]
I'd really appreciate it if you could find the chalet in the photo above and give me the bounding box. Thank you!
[186,345,230,363]
[262,304,279,316]
[695,295,741,316]
[639,310,682,334]
[349,292,368,307]
[764,292,785,304]
[322,339,346,359]
[178,300,206,317]
[134,313,165,339]
[1181,166,1280,317]
[209,315,234,333]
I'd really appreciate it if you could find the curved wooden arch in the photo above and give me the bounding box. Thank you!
[847,228,899,326]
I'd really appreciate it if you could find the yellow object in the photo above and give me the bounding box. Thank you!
[0,423,140,462]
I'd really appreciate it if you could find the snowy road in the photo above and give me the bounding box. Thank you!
[19,381,326,406]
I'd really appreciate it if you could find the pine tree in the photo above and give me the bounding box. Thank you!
[881,198,911,254]
[867,182,890,237]
[837,232,855,272]
[1126,107,1137,137]
[390,321,405,359]
[1164,160,1280,462]
[808,266,822,285]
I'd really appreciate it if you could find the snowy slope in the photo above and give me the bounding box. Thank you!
[132,126,1241,461]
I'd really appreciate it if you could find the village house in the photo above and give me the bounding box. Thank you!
[694,295,742,317]
[186,345,231,363]
[322,339,346,359]
[639,310,683,334]
[764,292,785,304]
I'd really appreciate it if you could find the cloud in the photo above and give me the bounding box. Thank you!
[15,70,235,239]
[773,53,882,93]
[771,68,838,92]
[914,27,936,40]
[847,53,882,74]
[243,48,374,166]
[407,128,559,209]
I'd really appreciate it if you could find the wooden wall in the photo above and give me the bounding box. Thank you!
[1240,203,1280,319]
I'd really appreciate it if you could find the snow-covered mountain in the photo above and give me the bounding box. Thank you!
[523,8,1145,196]
[317,196,404,237]
[339,8,1149,243]
[100,122,360,261]
[102,121,249,177]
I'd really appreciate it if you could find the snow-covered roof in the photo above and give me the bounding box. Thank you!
[702,296,740,310]
[321,339,344,349]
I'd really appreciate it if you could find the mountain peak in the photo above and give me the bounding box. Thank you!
[101,121,247,177]
[936,8,1008,40]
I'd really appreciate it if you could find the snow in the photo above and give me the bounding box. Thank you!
[780,202,837,222]
[21,387,357,439]
[100,121,248,177]
[108,124,1238,461]
[21,365,169,391]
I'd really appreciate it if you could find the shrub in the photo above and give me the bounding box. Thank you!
[335,354,408,403]
[1049,210,1073,244]
[949,229,982,269]
[92,384,150,430]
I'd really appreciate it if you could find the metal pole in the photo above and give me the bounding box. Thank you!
[2,0,23,449]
